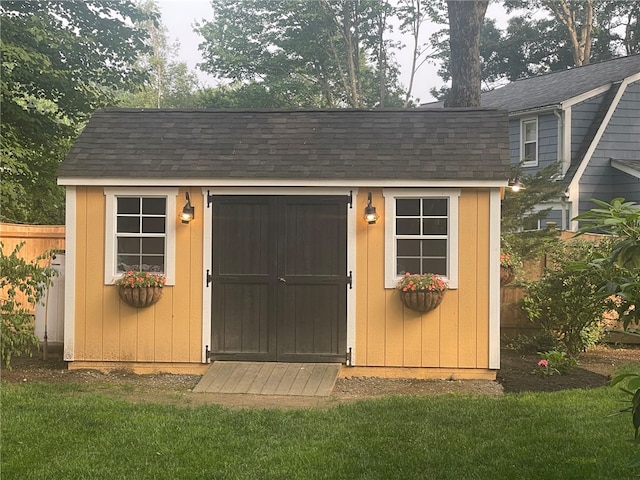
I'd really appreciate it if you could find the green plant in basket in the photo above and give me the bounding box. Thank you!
[396,272,448,292]
[116,271,166,288]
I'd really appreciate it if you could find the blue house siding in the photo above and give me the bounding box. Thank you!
[571,92,605,161]
[579,80,640,213]
[537,113,558,170]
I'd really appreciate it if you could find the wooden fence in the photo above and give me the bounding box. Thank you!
[1,223,66,314]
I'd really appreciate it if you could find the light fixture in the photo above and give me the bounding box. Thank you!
[363,192,379,224]
[508,176,524,192]
[180,192,195,224]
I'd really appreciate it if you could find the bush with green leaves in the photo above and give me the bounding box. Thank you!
[521,239,615,356]
[574,198,640,329]
[0,242,58,368]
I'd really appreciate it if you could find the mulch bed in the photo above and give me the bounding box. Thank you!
[2,344,639,405]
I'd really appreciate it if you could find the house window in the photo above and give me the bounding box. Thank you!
[104,188,177,285]
[383,189,459,289]
[116,197,166,273]
[521,118,538,166]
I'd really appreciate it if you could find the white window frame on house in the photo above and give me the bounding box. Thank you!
[521,117,538,167]
[383,189,459,290]
[104,187,178,285]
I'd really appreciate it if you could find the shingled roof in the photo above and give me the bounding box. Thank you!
[423,54,640,113]
[58,108,510,183]
[481,54,640,112]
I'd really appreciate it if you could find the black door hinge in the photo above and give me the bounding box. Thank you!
[206,269,212,287]
[207,190,214,208]
[346,271,353,289]
[348,190,353,208]
[345,347,352,366]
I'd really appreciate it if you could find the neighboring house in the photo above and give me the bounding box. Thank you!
[426,54,640,231]
[57,108,510,379]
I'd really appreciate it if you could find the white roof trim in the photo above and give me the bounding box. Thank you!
[611,159,640,179]
[561,83,613,109]
[59,177,509,188]
[568,74,635,192]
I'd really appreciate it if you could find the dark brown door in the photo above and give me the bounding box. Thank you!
[210,196,348,362]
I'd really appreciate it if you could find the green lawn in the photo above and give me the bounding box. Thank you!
[1,381,638,480]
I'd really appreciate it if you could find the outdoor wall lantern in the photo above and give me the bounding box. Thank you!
[180,192,195,224]
[363,192,379,225]
[508,176,524,192]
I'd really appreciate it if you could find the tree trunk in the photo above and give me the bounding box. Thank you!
[445,0,488,108]
[545,0,593,66]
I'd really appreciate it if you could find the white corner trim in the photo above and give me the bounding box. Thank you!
[568,76,634,192]
[569,183,580,232]
[201,188,212,363]
[346,192,357,366]
[561,83,613,109]
[63,187,76,361]
[489,189,501,370]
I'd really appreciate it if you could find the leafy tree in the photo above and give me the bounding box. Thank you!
[396,0,443,106]
[1,1,154,224]
[0,242,58,368]
[501,163,566,261]
[117,0,203,109]
[195,0,404,108]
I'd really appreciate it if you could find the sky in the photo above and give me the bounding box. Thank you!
[157,0,510,104]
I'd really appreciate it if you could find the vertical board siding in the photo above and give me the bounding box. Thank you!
[72,187,203,364]
[355,189,491,369]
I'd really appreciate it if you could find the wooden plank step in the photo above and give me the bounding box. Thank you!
[193,362,340,396]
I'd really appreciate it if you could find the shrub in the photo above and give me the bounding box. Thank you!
[521,240,614,355]
[0,242,58,368]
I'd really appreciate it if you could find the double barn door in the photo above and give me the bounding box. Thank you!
[210,196,348,363]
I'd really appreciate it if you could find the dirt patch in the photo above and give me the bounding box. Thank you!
[2,344,639,408]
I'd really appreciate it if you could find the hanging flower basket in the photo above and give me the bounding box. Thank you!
[399,290,444,313]
[116,271,166,308]
[118,286,163,308]
[396,272,448,313]
[500,266,515,286]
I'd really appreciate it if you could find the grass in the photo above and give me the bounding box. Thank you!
[2,380,639,480]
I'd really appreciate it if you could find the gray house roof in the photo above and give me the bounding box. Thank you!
[423,54,640,113]
[58,108,511,183]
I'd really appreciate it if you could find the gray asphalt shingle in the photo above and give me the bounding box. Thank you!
[423,54,640,113]
[58,108,511,182]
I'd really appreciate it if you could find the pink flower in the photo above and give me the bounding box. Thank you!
[538,359,549,367]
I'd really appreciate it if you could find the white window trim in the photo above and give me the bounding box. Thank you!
[383,189,460,290]
[520,117,538,167]
[104,187,178,285]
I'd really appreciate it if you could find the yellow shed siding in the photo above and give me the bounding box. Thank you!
[71,187,203,366]
[355,188,491,370]
[69,185,495,377]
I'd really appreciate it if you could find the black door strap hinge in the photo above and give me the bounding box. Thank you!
[346,271,353,289]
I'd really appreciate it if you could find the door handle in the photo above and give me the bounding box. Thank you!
[278,277,287,283]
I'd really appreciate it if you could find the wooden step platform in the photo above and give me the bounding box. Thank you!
[193,362,340,396]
